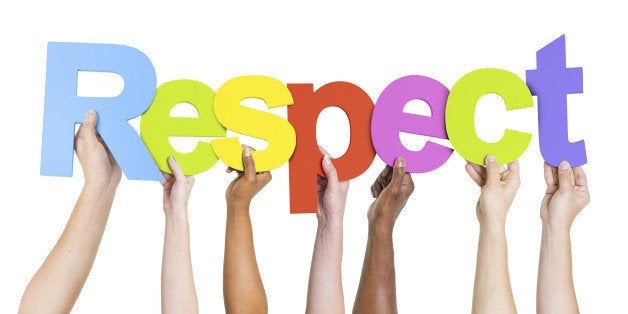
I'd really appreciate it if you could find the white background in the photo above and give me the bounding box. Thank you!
[1,1,626,312]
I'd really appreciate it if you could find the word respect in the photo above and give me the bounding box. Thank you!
[40,35,586,214]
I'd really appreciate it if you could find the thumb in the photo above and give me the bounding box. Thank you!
[389,157,406,193]
[484,155,501,187]
[557,161,574,193]
[242,146,257,181]
[77,109,98,147]
[168,156,186,182]
[322,155,339,188]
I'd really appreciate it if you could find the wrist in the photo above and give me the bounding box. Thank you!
[478,215,507,229]
[165,207,189,222]
[542,220,571,236]
[227,198,251,209]
[317,214,343,231]
[227,201,250,214]
[85,175,119,191]
[367,207,397,231]
[369,219,395,237]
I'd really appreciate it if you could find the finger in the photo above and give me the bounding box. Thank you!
[543,162,556,188]
[506,160,519,176]
[484,155,501,187]
[465,163,484,186]
[557,160,574,192]
[573,166,588,188]
[506,160,520,183]
[168,156,186,182]
[380,164,393,181]
[242,146,257,181]
[376,171,391,187]
[318,145,331,157]
[322,155,339,188]
[161,170,173,181]
[389,157,406,192]
[160,171,172,187]
[77,109,98,147]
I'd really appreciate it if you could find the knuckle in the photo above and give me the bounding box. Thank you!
[390,188,402,199]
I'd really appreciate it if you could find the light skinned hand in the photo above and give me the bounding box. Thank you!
[161,156,195,215]
[540,161,590,227]
[316,146,349,225]
[74,109,121,186]
[368,157,414,228]
[225,145,272,208]
[465,155,520,224]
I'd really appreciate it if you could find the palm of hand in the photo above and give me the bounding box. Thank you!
[540,163,590,226]
[541,182,589,225]
[162,174,194,213]
[74,116,121,184]
[367,174,413,224]
[317,174,349,222]
[226,172,271,206]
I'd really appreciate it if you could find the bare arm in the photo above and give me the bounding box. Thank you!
[537,162,589,314]
[353,158,413,314]
[223,146,271,313]
[306,153,349,314]
[19,110,121,313]
[161,156,198,314]
[466,156,519,314]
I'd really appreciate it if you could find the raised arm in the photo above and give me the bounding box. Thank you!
[19,109,121,313]
[223,146,271,313]
[161,156,198,314]
[353,158,414,314]
[306,150,349,314]
[537,162,589,314]
[465,156,519,314]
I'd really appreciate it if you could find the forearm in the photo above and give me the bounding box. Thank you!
[306,218,344,314]
[353,223,396,314]
[224,204,267,313]
[537,223,578,314]
[20,181,117,313]
[472,221,516,314]
[162,212,198,314]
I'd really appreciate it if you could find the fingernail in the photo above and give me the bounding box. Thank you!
[323,155,332,166]
[243,146,251,157]
[86,109,95,118]
[559,160,570,170]
[168,156,174,163]
[397,158,405,167]
[486,155,496,163]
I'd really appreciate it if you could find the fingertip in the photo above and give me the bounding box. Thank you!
[507,159,520,172]
[396,157,405,169]
[322,155,336,173]
[318,145,330,157]
[559,160,570,170]
[464,163,474,175]
[322,155,339,183]
[243,146,251,158]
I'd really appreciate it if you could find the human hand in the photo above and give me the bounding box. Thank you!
[161,156,195,216]
[540,161,589,228]
[225,145,272,208]
[316,147,349,226]
[74,109,122,187]
[368,158,414,229]
[465,155,520,225]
